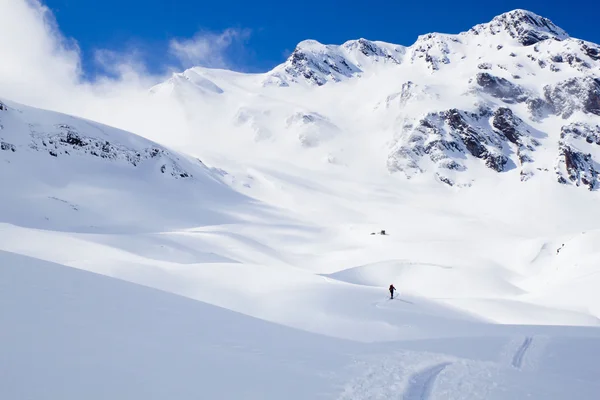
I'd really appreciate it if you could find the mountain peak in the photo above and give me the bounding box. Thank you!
[295,39,328,52]
[264,38,403,87]
[342,38,404,60]
[470,9,569,46]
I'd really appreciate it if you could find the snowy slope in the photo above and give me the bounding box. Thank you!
[3,246,600,399]
[0,97,263,233]
[2,94,600,398]
[2,8,600,400]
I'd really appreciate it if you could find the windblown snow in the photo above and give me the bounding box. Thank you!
[2,8,600,400]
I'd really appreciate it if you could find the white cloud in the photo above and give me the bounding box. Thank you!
[0,0,82,106]
[169,28,251,69]
[0,0,253,152]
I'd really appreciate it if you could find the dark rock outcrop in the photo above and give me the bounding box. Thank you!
[544,77,600,118]
[558,146,598,190]
[561,123,600,144]
[491,107,540,170]
[556,123,600,190]
[388,108,512,177]
[272,39,402,86]
[526,97,551,119]
[27,124,192,178]
[1,141,16,152]
[408,33,454,71]
[492,107,521,144]
[581,42,600,61]
[283,45,358,86]
[474,73,528,103]
[345,38,401,62]
[469,9,568,46]
[445,109,508,172]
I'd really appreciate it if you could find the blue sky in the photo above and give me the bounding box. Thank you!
[45,0,600,76]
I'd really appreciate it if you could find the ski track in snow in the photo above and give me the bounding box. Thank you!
[403,362,452,400]
[512,336,533,369]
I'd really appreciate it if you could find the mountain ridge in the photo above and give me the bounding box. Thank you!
[146,9,600,191]
[263,9,575,86]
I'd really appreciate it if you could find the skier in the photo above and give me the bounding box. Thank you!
[389,284,396,299]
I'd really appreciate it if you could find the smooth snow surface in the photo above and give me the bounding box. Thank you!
[3,252,600,399]
[2,8,600,400]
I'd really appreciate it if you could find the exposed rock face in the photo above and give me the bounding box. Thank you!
[555,123,600,190]
[581,42,600,61]
[385,99,553,186]
[284,45,357,86]
[1,102,195,179]
[526,97,552,119]
[544,77,600,118]
[30,125,192,178]
[491,107,540,181]
[265,39,402,86]
[342,38,402,62]
[263,45,342,87]
[558,146,598,189]
[469,9,569,46]
[1,141,16,152]
[474,73,528,103]
[387,107,516,183]
[387,112,460,179]
[492,107,521,144]
[0,102,15,152]
[561,122,600,144]
[446,109,509,172]
[408,33,454,71]
[531,39,600,74]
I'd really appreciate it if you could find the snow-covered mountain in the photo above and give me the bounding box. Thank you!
[0,99,195,178]
[263,38,404,87]
[149,9,600,190]
[3,8,600,400]
[0,97,258,233]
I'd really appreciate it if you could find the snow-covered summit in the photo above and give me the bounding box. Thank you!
[469,9,569,46]
[263,9,573,86]
[149,67,225,101]
[264,38,404,86]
